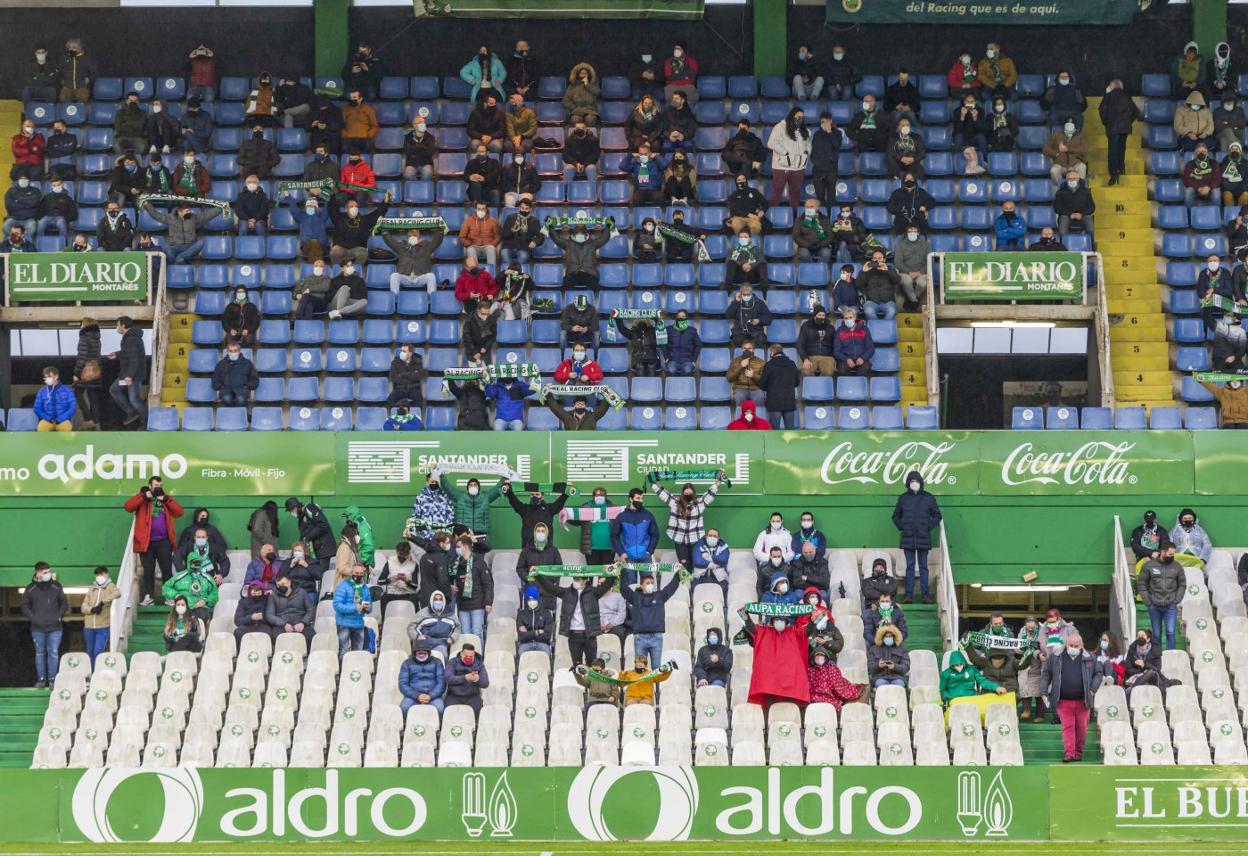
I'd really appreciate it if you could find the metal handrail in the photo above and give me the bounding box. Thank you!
[1110,515,1136,648]
[937,519,958,651]
[1095,252,1115,406]
[110,520,137,653]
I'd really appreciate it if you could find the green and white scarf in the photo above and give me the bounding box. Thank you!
[539,383,626,410]
[432,462,521,482]
[656,222,711,262]
[277,177,336,194]
[1194,371,1248,382]
[620,561,686,579]
[646,468,725,482]
[500,270,530,303]
[1202,295,1248,316]
[529,564,618,578]
[139,193,231,214]
[442,362,540,396]
[373,216,447,233]
[964,631,1035,652]
[579,661,675,686]
[606,308,667,345]
[743,602,815,617]
[1225,156,1243,184]
[1190,155,1215,181]
[545,215,615,231]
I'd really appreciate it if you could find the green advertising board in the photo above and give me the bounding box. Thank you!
[334,432,552,495]
[1192,430,1248,496]
[765,431,979,495]
[976,431,1194,496]
[414,0,703,18]
[4,251,150,303]
[941,252,1084,302]
[554,431,767,495]
[826,0,1140,25]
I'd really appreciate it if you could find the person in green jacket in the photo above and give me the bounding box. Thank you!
[940,649,1007,704]
[343,505,376,569]
[161,552,219,624]
[438,470,503,538]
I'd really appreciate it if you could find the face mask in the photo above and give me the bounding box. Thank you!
[899,125,910,136]
[641,54,652,63]
[774,619,788,632]
[862,101,872,112]
[245,181,260,192]
[883,637,896,648]
[461,652,475,665]
[175,605,187,615]
[594,495,606,505]
[833,51,844,61]
[673,48,683,57]
[184,156,195,165]
[44,377,55,387]
[415,651,429,662]
[96,576,109,586]
[1191,104,1202,112]
[475,210,486,219]
[705,536,718,547]
[804,208,818,218]
[36,53,46,64]
[194,537,208,549]
[953,664,965,672]
[642,583,655,594]
[1208,262,1220,273]
[1067,646,1081,657]
[845,318,857,329]
[315,153,328,162]
[683,492,695,501]
[39,572,52,582]
[879,603,893,614]
[347,206,360,217]
[534,533,548,546]
[573,350,586,362]
[291,549,304,560]
[16,178,28,188]
[1099,639,1109,651]
[574,233,588,243]
[526,598,538,609]
[312,267,325,276]
[639,155,649,165]
[150,103,165,114]
[572,581,585,591]
[675,319,689,330]
[771,521,782,531]
[801,520,813,531]
[906,230,921,242]
[343,266,355,277]
[986,49,997,58]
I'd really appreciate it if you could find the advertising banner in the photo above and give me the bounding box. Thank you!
[1049,766,1248,841]
[555,431,766,495]
[20,766,1047,844]
[334,433,552,495]
[975,431,1194,496]
[4,252,150,303]
[941,252,1084,301]
[764,431,979,495]
[0,434,333,496]
[1192,431,1248,496]
[826,0,1140,25]
[414,0,703,18]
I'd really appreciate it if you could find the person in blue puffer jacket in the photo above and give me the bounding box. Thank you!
[993,201,1027,250]
[762,570,800,605]
[662,308,702,376]
[332,564,372,659]
[610,487,660,585]
[399,639,446,715]
[484,376,533,431]
[34,366,77,431]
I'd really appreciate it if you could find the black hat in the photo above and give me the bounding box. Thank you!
[284,497,301,511]
[1143,510,1156,521]
[413,638,432,652]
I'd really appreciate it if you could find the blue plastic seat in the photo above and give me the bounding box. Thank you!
[803,405,835,430]
[1148,406,1182,429]
[327,348,358,373]
[1157,205,1188,230]
[1114,407,1147,429]
[1045,406,1079,430]
[836,376,868,402]
[285,406,318,431]
[191,321,222,346]
[1173,317,1207,343]
[323,377,355,402]
[1180,376,1215,403]
[180,407,214,432]
[1011,406,1044,429]
[1176,346,1211,371]
[290,348,324,373]
[146,407,180,431]
[801,377,835,402]
[1185,407,1218,429]
[185,378,215,403]
[187,349,218,374]
[869,376,901,402]
[1162,234,1193,259]
[1080,407,1113,429]
[254,349,287,373]
[838,405,869,430]
[906,405,938,429]
[871,405,904,430]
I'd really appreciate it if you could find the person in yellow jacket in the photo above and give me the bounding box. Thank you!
[80,565,120,667]
[1200,377,1248,428]
[618,653,671,706]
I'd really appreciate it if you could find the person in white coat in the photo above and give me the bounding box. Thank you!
[752,511,794,569]
[767,106,811,212]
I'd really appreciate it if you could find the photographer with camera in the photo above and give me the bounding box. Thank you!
[123,476,185,605]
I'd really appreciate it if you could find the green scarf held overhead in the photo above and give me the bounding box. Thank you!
[441,362,541,395]
[620,561,686,578]
[372,216,448,233]
[1202,295,1248,316]
[607,308,667,346]
[656,222,712,262]
[544,215,615,231]
[645,468,727,483]
[963,631,1035,652]
[538,383,627,410]
[578,661,676,687]
[277,177,336,195]
[743,602,815,617]
[1194,371,1248,382]
[138,193,232,214]
[529,564,619,578]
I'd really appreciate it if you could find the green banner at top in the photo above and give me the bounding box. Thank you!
[827,0,1140,25]
[4,251,151,304]
[415,0,702,18]
[942,252,1085,302]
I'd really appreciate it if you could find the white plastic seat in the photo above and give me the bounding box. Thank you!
[841,740,877,765]
[695,727,729,765]
[731,739,766,765]
[621,741,655,766]
[952,741,987,765]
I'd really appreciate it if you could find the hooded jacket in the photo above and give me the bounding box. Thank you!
[290,500,334,561]
[265,585,315,629]
[562,63,601,116]
[1174,91,1215,139]
[21,576,68,632]
[161,564,219,609]
[727,399,772,430]
[400,649,446,700]
[410,596,458,645]
[411,485,454,539]
[891,471,942,550]
[610,502,660,560]
[940,649,1000,702]
[444,652,490,703]
[1170,511,1213,564]
[761,571,800,605]
[867,624,911,683]
[515,596,555,645]
[507,487,570,547]
[516,542,562,587]
[343,505,376,568]
[1175,41,1206,88]
[863,601,908,643]
[81,579,120,629]
[693,635,733,684]
[861,567,899,606]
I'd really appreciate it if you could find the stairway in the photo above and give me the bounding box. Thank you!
[1085,96,1176,410]
[900,602,942,655]
[126,604,173,656]
[0,101,19,216]
[1018,718,1102,764]
[0,688,48,767]
[1135,601,1186,650]
[160,312,194,408]
[897,311,928,414]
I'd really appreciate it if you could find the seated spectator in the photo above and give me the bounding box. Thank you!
[966,632,1033,698]
[941,648,1007,704]
[244,72,279,126]
[625,94,663,151]
[496,198,541,268]
[44,120,79,180]
[459,200,501,267]
[561,63,601,127]
[504,92,537,154]
[825,44,858,99]
[512,584,555,656]
[621,143,665,205]
[613,314,660,376]
[144,99,179,154]
[562,119,600,183]
[409,589,459,651]
[244,542,280,591]
[102,165,141,218]
[113,92,147,157]
[1029,226,1066,252]
[797,306,837,377]
[403,115,437,181]
[9,119,44,183]
[343,41,386,100]
[693,629,732,689]
[34,366,76,432]
[868,624,910,688]
[954,94,987,154]
[212,341,257,406]
[68,233,91,252]
[662,41,699,104]
[265,573,315,645]
[833,306,874,376]
[444,643,490,715]
[163,595,205,654]
[338,147,376,202]
[661,91,697,154]
[162,553,218,624]
[761,564,798,604]
[662,151,696,204]
[1173,41,1205,97]
[660,209,706,264]
[134,232,163,259]
[727,340,765,408]
[726,233,767,289]
[1208,41,1237,101]
[235,178,270,239]
[725,174,770,236]
[498,151,540,208]
[333,563,373,658]
[993,201,1027,250]
[830,204,868,263]
[618,653,670,706]
[895,225,932,309]
[947,48,981,94]
[231,582,271,641]
[1212,311,1247,369]
[634,218,661,261]
[399,639,446,715]
[858,249,900,320]
[759,344,799,429]
[1199,254,1233,329]
[327,259,367,320]
[861,557,898,608]
[807,646,860,708]
[276,76,312,129]
[886,118,925,179]
[468,93,506,153]
[293,259,334,319]
[385,226,445,296]
[976,42,1017,97]
[789,43,823,99]
[0,224,34,253]
[2,175,39,237]
[691,528,730,592]
[1041,71,1086,129]
[462,300,501,363]
[172,150,211,196]
[728,399,772,431]
[302,144,339,199]
[239,124,280,181]
[848,94,891,154]
[1043,118,1088,183]
[35,177,76,240]
[986,97,1018,152]
[142,200,220,264]
[1222,142,1248,207]
[887,173,933,236]
[376,542,420,609]
[1175,91,1214,151]
[1130,510,1169,561]
[306,95,344,156]
[1171,509,1213,565]
[561,293,597,350]
[794,200,835,263]
[727,285,769,347]
[383,400,422,432]
[663,309,701,376]
[725,118,767,181]
[789,540,830,597]
[1184,143,1221,205]
[884,67,919,125]
[21,46,58,105]
[387,344,424,407]
[1055,170,1096,238]
[143,153,174,195]
[1122,628,1163,699]
[485,374,533,430]
[554,343,604,384]
[575,659,620,708]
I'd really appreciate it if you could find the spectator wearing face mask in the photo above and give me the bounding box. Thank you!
[622,571,682,669]
[894,226,932,309]
[759,344,800,429]
[162,552,219,626]
[887,172,934,238]
[1201,371,1248,426]
[552,223,611,288]
[281,540,323,604]
[516,523,562,588]
[238,123,281,181]
[985,98,1018,153]
[662,310,701,376]
[22,46,58,104]
[244,72,279,126]
[179,98,215,156]
[560,62,601,127]
[547,572,616,666]
[993,202,1027,251]
[126,477,184,605]
[8,121,44,187]
[561,293,597,351]
[1222,143,1248,208]
[1174,90,1214,151]
[96,201,134,250]
[22,563,68,688]
[282,193,330,261]
[499,200,542,269]
[560,486,619,567]
[858,250,900,321]
[164,595,205,654]
[440,471,502,539]
[503,480,570,548]
[886,118,925,179]
[861,558,898,608]
[796,305,837,378]
[113,93,147,158]
[2,174,40,237]
[761,566,798,606]
[612,314,661,376]
[293,259,333,319]
[448,375,489,431]
[1029,227,1066,252]
[1040,71,1086,130]
[143,99,179,155]
[562,119,601,185]
[863,589,909,643]
[767,108,810,209]
[790,543,830,603]
[1129,510,1169,561]
[1173,40,1206,97]
[327,259,367,320]
[459,201,501,266]
[824,44,858,99]
[1171,507,1214,564]
[727,399,772,431]
[386,345,424,408]
[81,566,120,666]
[867,624,910,689]
[975,42,1017,96]
[662,151,696,204]
[1055,170,1096,238]
[649,472,723,571]
[187,45,220,106]
[338,147,377,203]
[499,150,540,208]
[1184,143,1221,205]
[941,649,1006,706]
[33,366,75,432]
[399,639,446,715]
[690,529,730,593]
[848,95,892,154]
[330,195,390,267]
[1122,629,1164,700]
[753,512,793,571]
[384,226,445,296]
[447,535,493,641]
[512,584,553,657]
[171,150,211,197]
[1091,630,1124,686]
[212,341,257,405]
[265,574,315,645]
[333,563,373,657]
[892,470,941,603]
[611,488,660,581]
[410,589,458,651]
[484,374,533,431]
[284,497,335,562]
[793,200,835,264]
[244,541,282,591]
[724,119,766,180]
[693,629,733,689]
[1042,633,1101,760]
[621,144,666,205]
[376,540,421,609]
[222,283,261,344]
[444,642,490,714]
[1014,616,1045,718]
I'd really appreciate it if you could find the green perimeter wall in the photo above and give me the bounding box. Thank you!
[3,765,1247,843]
[2,430,1245,587]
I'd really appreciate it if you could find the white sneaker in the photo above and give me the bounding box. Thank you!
[328,310,341,319]
[161,145,170,154]
[140,595,154,606]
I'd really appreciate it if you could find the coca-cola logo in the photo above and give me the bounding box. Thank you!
[1000,441,1137,486]
[819,441,958,486]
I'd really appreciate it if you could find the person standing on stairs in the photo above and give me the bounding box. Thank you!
[1098,79,1139,186]
[1042,633,1102,762]
[891,470,941,603]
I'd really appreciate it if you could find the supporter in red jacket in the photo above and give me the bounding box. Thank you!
[554,345,604,384]
[339,147,377,201]
[727,399,772,430]
[124,476,185,606]
[11,120,46,180]
[454,256,498,311]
